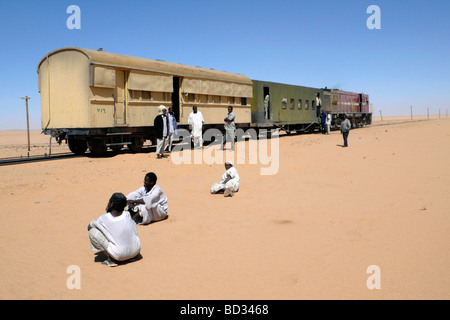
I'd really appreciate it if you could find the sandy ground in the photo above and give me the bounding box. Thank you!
[0,116,449,300]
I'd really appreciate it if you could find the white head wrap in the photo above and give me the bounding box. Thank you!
[159,105,167,114]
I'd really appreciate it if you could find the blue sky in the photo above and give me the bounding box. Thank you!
[0,0,448,129]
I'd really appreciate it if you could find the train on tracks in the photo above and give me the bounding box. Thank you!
[38,47,372,155]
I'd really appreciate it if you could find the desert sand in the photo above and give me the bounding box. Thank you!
[0,116,449,300]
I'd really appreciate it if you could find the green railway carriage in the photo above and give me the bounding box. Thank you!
[251,80,322,133]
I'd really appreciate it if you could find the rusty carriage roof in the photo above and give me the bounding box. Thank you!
[37,47,253,85]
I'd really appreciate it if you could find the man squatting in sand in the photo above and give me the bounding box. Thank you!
[127,172,169,225]
[88,193,141,267]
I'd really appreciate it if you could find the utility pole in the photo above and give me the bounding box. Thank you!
[379,110,383,122]
[427,107,429,120]
[410,105,413,120]
[21,96,31,158]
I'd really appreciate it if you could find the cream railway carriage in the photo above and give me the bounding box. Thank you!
[38,47,253,155]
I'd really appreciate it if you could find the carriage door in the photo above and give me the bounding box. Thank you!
[114,70,127,125]
[359,94,363,113]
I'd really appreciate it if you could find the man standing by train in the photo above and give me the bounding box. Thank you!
[340,114,351,147]
[320,109,327,134]
[326,111,332,135]
[154,105,169,159]
[222,106,236,151]
[166,106,178,152]
[188,105,204,149]
[316,93,322,118]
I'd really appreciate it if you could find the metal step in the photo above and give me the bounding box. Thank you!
[106,142,131,147]
[106,132,132,136]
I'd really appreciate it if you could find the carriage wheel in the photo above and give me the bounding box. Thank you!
[88,138,107,155]
[128,137,144,153]
[68,138,88,155]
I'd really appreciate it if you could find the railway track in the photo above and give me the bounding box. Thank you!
[0,144,160,166]
[0,152,78,166]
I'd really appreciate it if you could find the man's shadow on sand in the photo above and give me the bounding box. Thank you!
[94,252,144,266]
[131,214,169,226]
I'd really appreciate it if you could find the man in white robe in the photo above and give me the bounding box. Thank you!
[210,161,240,197]
[127,172,168,225]
[188,105,204,149]
[264,94,270,120]
[88,193,141,267]
[316,93,322,118]
[326,111,332,135]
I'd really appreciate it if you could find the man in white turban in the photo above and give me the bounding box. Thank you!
[210,161,240,197]
[154,105,168,159]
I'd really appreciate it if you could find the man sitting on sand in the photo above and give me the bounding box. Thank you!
[127,172,168,225]
[88,193,141,267]
[210,161,240,197]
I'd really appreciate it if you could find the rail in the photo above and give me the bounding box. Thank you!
[0,152,77,166]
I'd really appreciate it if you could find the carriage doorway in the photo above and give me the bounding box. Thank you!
[172,77,181,121]
[263,86,271,120]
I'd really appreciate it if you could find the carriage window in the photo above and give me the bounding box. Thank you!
[298,99,302,110]
[187,93,196,102]
[312,100,315,110]
[281,98,287,109]
[290,99,295,109]
[305,100,309,109]
[241,97,247,106]
[141,91,152,101]
[129,90,152,101]
[152,92,170,102]
[129,90,140,101]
